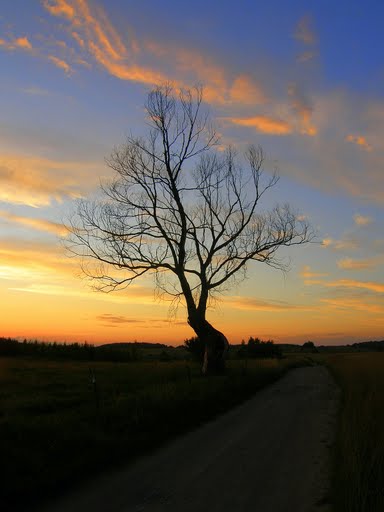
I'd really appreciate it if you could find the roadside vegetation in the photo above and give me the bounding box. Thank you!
[0,341,306,510]
[322,353,384,512]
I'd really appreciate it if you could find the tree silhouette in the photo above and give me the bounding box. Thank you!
[67,84,313,374]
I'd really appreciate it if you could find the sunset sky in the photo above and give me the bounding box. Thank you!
[1,0,383,346]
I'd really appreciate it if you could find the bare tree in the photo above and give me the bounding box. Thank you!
[67,84,313,374]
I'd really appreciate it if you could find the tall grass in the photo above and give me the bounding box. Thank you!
[0,355,305,510]
[324,353,384,512]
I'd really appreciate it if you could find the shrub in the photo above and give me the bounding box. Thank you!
[184,336,205,362]
[246,337,282,359]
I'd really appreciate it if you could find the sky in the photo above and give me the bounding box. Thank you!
[0,0,383,346]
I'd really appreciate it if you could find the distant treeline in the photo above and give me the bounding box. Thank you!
[2,336,384,362]
[0,337,143,361]
[237,337,283,359]
[185,336,283,361]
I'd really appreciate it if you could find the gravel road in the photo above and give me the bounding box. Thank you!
[45,365,339,512]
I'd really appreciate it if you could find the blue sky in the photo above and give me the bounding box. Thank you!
[0,0,383,345]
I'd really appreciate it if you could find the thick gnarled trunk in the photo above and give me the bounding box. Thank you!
[188,315,229,375]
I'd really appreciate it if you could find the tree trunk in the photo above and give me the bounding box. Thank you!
[188,315,229,375]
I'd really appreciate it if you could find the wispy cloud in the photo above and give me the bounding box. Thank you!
[229,75,267,105]
[42,0,271,109]
[328,279,384,293]
[96,314,141,325]
[96,313,187,328]
[0,238,75,281]
[0,154,101,207]
[21,86,51,96]
[296,51,316,63]
[300,265,328,278]
[0,210,68,236]
[337,257,378,270]
[346,134,372,151]
[353,213,373,226]
[294,15,316,45]
[322,237,359,251]
[48,55,72,74]
[0,36,32,50]
[287,84,317,135]
[293,15,317,63]
[43,0,75,19]
[224,295,313,312]
[229,115,292,135]
[320,297,384,314]
[306,277,384,294]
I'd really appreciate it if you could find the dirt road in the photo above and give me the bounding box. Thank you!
[46,365,339,512]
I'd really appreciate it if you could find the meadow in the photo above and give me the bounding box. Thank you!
[323,353,384,512]
[0,354,305,510]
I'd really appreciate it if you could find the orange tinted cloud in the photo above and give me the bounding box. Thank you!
[71,31,85,47]
[327,279,384,293]
[288,84,317,135]
[320,297,384,314]
[0,238,75,280]
[224,296,312,312]
[229,75,267,105]
[0,210,68,236]
[43,1,269,106]
[230,115,292,135]
[322,237,359,251]
[48,55,72,74]
[346,134,372,151]
[0,154,101,207]
[337,257,377,270]
[0,36,32,50]
[300,265,328,278]
[43,0,75,19]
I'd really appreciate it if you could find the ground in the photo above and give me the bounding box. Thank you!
[44,365,339,512]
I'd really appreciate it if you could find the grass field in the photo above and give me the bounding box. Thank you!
[0,355,306,510]
[323,353,384,512]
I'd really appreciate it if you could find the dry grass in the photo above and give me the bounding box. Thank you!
[323,353,384,512]
[0,355,305,510]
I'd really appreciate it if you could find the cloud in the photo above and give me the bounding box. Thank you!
[320,297,384,314]
[224,295,313,312]
[71,31,85,48]
[43,0,75,19]
[42,0,269,107]
[330,279,384,293]
[229,75,267,105]
[0,154,101,207]
[0,238,76,281]
[48,55,72,74]
[296,51,317,63]
[0,36,32,51]
[337,257,378,270]
[230,115,292,135]
[294,15,316,45]
[311,278,384,294]
[21,86,51,96]
[353,213,373,226]
[283,90,384,204]
[287,84,317,135]
[346,134,372,151]
[300,265,328,278]
[0,210,68,236]
[322,237,359,251]
[96,313,187,328]
[96,314,141,325]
